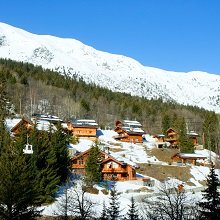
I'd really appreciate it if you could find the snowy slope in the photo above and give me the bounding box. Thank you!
[42,130,220,217]
[0,22,220,113]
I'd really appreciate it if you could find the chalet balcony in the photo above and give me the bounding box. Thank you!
[113,133,128,139]
[167,131,176,135]
[71,164,85,169]
[165,137,177,142]
[102,167,127,173]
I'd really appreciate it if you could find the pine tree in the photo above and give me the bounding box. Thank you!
[50,123,69,184]
[13,124,29,154]
[203,112,219,152]
[198,163,220,220]
[100,201,108,220]
[34,131,60,204]
[17,124,69,205]
[0,143,41,219]
[0,76,11,153]
[0,119,11,154]
[85,143,102,185]
[126,197,140,220]
[107,184,120,220]
[178,117,194,153]
[161,114,171,134]
[0,76,9,120]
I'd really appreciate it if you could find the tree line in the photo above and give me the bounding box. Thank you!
[0,58,219,136]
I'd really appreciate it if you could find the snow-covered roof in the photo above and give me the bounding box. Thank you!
[77,119,96,123]
[109,151,137,168]
[174,153,207,159]
[61,122,68,128]
[155,134,165,137]
[187,131,199,136]
[5,117,60,134]
[74,119,98,126]
[122,126,145,133]
[5,118,22,131]
[36,120,57,131]
[32,114,63,123]
[123,120,142,127]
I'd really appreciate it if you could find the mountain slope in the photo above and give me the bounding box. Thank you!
[0,22,220,113]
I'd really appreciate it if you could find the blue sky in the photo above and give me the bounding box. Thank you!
[1,0,220,74]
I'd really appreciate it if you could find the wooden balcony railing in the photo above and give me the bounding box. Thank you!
[102,167,127,173]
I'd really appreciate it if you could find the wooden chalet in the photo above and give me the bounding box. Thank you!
[152,134,167,148]
[153,134,165,142]
[32,114,63,125]
[187,131,199,146]
[113,120,144,143]
[70,148,136,181]
[165,128,178,148]
[6,117,34,136]
[171,153,207,165]
[67,119,98,141]
[101,156,136,181]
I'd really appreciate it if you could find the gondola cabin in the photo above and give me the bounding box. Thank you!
[23,144,33,154]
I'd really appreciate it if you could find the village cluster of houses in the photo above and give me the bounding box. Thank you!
[4,115,207,182]
[4,116,138,182]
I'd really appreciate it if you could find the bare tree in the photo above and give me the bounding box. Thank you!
[54,181,74,220]
[141,182,198,220]
[55,179,97,220]
[70,181,96,219]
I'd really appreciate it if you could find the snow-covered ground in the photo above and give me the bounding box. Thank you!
[42,130,220,217]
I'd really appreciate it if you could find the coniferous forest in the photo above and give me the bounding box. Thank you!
[0,84,70,218]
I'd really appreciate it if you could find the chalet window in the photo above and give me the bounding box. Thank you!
[72,160,77,164]
[108,162,113,168]
[132,170,135,177]
[79,158,84,165]
[106,174,113,180]
[112,174,118,180]
[121,163,126,168]
[112,162,119,168]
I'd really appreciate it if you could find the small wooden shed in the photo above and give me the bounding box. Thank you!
[171,153,207,165]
